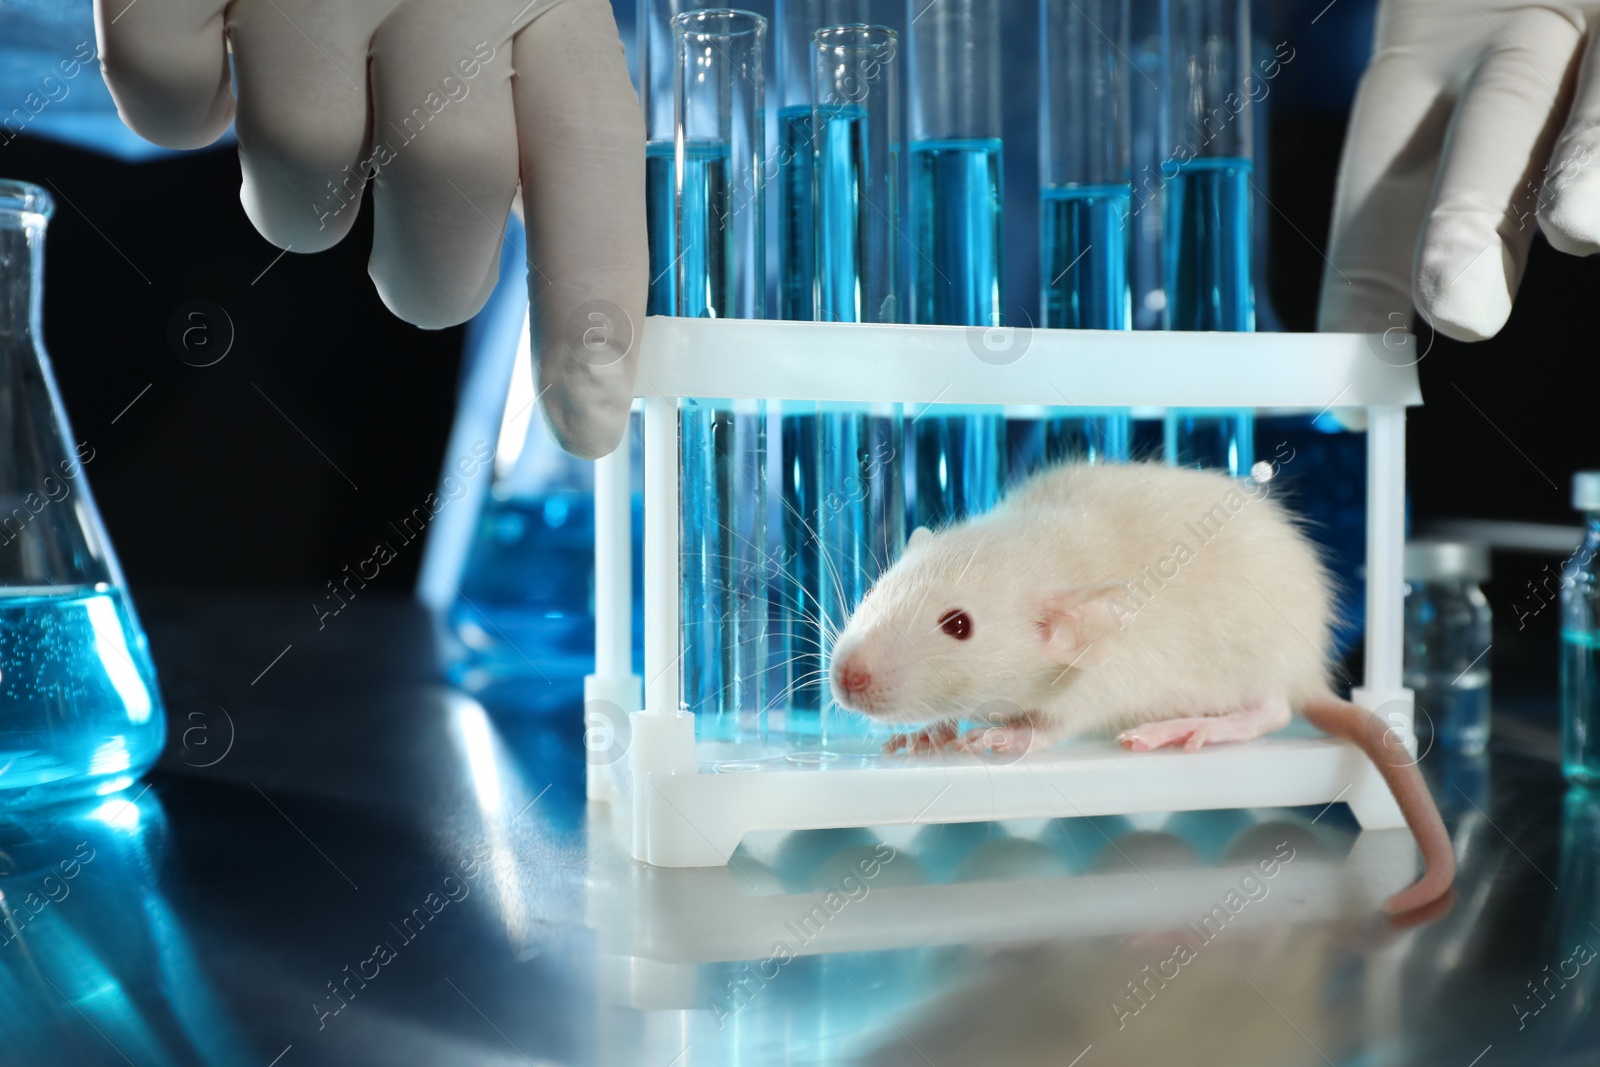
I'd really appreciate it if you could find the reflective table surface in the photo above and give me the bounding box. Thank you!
[1,593,1596,1067]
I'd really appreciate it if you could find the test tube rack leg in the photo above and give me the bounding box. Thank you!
[587,319,1421,868]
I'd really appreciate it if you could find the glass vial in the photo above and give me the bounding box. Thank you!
[906,0,1005,529]
[673,9,770,740]
[1036,0,1133,468]
[813,24,905,742]
[1562,472,1600,783]
[0,180,164,806]
[1162,0,1254,474]
[1403,541,1492,757]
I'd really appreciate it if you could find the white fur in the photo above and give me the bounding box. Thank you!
[829,462,1334,741]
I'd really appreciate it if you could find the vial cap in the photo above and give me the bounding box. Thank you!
[1404,541,1489,582]
[1574,472,1600,512]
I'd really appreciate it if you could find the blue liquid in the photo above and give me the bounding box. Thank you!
[817,409,904,742]
[1040,182,1134,464]
[1413,668,1491,756]
[779,106,816,322]
[815,103,899,324]
[448,493,646,696]
[645,140,676,316]
[1041,183,1131,330]
[1164,409,1254,473]
[673,140,734,319]
[810,103,906,740]
[0,586,164,805]
[659,137,768,736]
[680,403,768,739]
[778,411,821,715]
[1564,628,1600,783]
[773,110,823,720]
[913,411,1005,529]
[910,138,1005,527]
[1165,156,1254,475]
[911,138,1003,324]
[1165,157,1252,330]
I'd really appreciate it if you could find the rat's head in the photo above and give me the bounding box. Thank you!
[827,524,1126,724]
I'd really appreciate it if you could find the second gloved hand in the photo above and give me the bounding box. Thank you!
[1320,0,1600,343]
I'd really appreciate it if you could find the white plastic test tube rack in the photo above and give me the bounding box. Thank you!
[585,318,1421,867]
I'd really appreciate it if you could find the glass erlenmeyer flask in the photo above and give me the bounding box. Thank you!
[0,178,164,805]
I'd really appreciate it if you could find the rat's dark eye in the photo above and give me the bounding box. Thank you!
[938,609,973,640]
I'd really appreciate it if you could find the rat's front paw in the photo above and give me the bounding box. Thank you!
[956,723,1035,756]
[884,720,961,755]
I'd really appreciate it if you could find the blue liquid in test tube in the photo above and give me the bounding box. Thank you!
[906,0,1007,527]
[645,140,677,314]
[1163,0,1254,474]
[774,3,870,724]
[1036,0,1134,467]
[779,104,817,323]
[812,29,905,743]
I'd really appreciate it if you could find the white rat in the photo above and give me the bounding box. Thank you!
[828,461,1454,914]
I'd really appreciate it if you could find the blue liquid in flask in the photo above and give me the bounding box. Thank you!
[1038,182,1133,467]
[1164,156,1253,474]
[910,137,1005,528]
[0,587,162,802]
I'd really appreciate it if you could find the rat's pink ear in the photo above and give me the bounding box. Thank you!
[908,526,933,549]
[1036,583,1132,668]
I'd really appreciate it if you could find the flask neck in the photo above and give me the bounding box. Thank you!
[0,215,46,342]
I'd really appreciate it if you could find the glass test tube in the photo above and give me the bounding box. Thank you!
[1162,0,1254,474]
[774,0,871,724]
[1037,0,1132,466]
[906,0,1005,529]
[673,9,770,739]
[642,0,716,315]
[813,24,905,742]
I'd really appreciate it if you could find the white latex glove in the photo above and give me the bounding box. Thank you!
[93,0,646,458]
[1320,0,1600,342]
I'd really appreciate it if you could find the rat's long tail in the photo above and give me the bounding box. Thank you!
[1301,694,1456,914]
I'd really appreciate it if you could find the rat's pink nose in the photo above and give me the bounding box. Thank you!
[837,661,872,695]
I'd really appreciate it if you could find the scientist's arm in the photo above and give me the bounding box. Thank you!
[93,0,645,459]
[1320,0,1600,342]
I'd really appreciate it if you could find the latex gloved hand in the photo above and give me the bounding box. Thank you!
[1320,0,1600,342]
[94,0,646,458]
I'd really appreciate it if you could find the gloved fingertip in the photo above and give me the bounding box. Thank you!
[1414,244,1512,343]
[542,395,631,460]
[368,256,499,331]
[1539,194,1600,257]
[240,179,352,255]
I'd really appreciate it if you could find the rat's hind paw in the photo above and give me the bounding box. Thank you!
[884,721,961,755]
[1118,699,1291,753]
[1118,718,1210,752]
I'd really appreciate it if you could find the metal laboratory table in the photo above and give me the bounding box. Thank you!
[0,592,1594,1067]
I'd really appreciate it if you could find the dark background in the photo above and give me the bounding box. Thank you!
[1,0,1595,613]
